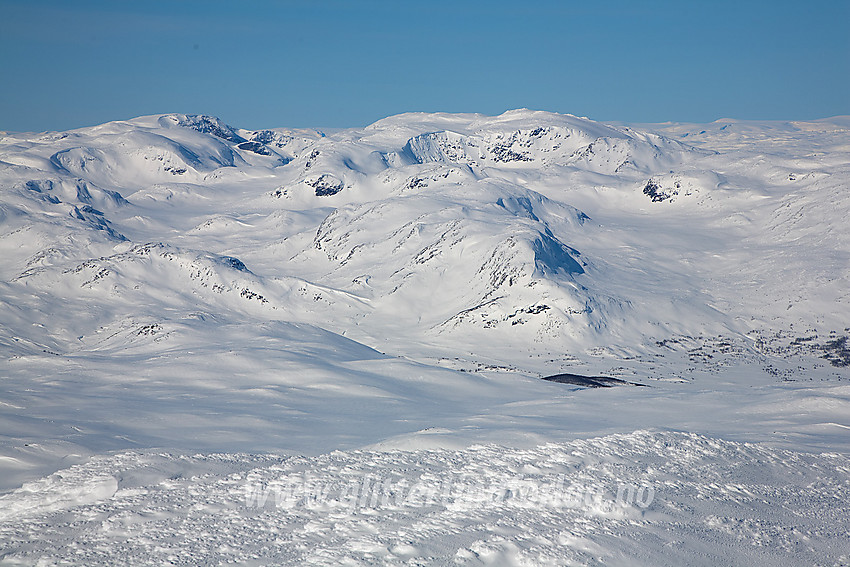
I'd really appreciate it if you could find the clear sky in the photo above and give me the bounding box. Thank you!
[2,0,848,132]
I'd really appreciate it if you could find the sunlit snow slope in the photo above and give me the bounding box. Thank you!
[4,111,847,363]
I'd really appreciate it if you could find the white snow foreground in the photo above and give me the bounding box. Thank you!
[1,431,848,566]
[1,110,850,564]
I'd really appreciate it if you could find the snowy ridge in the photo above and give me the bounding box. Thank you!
[399,123,697,174]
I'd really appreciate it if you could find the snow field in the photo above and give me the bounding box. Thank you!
[1,431,848,566]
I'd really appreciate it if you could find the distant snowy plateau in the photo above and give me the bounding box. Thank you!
[1,110,849,565]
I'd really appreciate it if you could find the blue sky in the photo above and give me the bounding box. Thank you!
[2,0,848,131]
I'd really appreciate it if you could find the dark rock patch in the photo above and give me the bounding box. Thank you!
[307,174,344,197]
[821,336,850,367]
[643,179,680,202]
[236,141,272,156]
[542,373,647,388]
[176,115,246,144]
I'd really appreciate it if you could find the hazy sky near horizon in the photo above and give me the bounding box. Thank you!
[1,0,848,131]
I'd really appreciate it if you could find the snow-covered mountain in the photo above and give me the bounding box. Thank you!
[2,109,847,367]
[1,110,849,565]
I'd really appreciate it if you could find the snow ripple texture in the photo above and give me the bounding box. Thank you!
[1,431,847,566]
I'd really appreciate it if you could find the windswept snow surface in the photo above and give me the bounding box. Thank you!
[2,432,849,566]
[1,110,849,565]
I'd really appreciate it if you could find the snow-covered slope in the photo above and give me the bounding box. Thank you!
[2,431,848,566]
[1,110,849,565]
[3,110,847,365]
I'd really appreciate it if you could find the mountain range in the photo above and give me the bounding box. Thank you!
[1,109,849,564]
